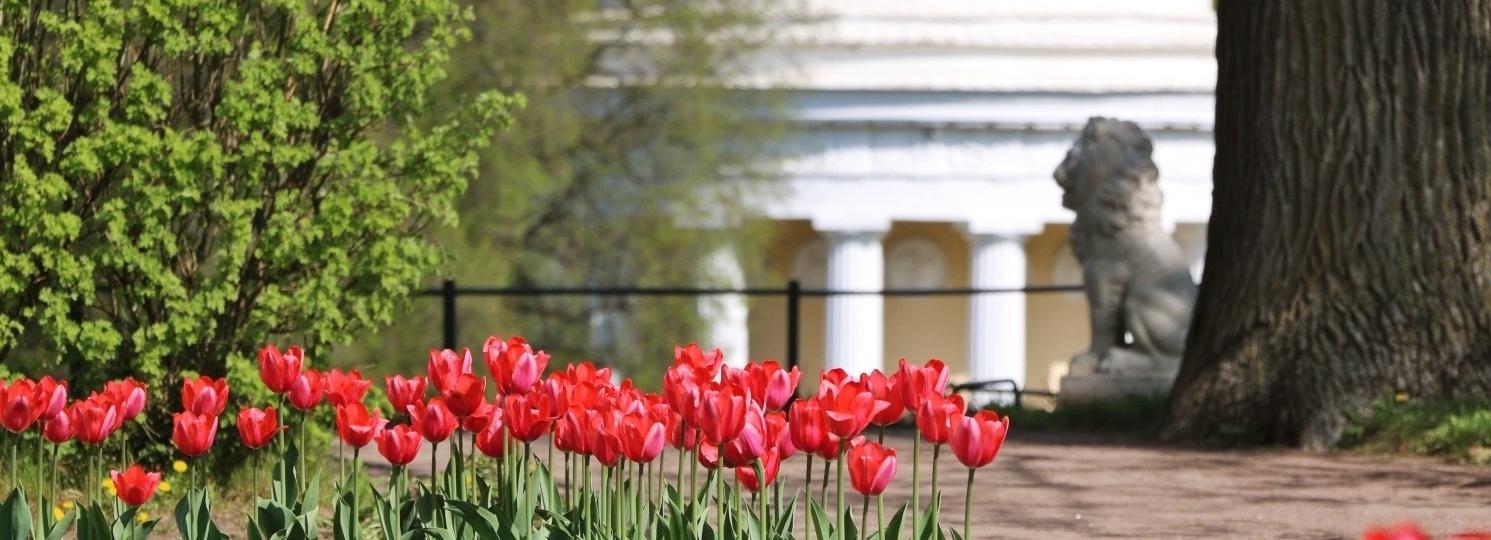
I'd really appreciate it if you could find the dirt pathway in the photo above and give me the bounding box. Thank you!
[363,431,1491,539]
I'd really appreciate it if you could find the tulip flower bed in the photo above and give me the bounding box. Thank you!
[0,338,1009,539]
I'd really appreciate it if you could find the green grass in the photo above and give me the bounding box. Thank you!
[994,392,1168,438]
[1339,396,1491,463]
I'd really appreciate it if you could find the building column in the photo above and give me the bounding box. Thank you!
[822,228,887,376]
[967,231,1032,404]
[698,244,750,368]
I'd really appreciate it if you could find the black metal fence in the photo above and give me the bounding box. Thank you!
[417,279,1082,404]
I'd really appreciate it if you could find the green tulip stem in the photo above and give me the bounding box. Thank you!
[930,444,941,525]
[819,458,830,504]
[714,467,724,531]
[430,441,440,497]
[636,462,645,535]
[755,462,767,540]
[835,439,846,529]
[963,468,975,540]
[804,453,814,540]
[352,446,362,535]
[860,494,869,540]
[877,493,885,538]
[582,456,592,537]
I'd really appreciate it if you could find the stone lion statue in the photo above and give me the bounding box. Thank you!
[1054,117,1197,375]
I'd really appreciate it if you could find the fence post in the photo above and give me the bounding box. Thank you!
[441,278,457,350]
[786,280,801,376]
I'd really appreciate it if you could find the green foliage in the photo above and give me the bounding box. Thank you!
[0,0,514,464]
[1339,396,1491,462]
[341,0,793,384]
[995,393,1167,438]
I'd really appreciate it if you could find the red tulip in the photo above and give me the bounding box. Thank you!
[896,358,950,411]
[764,410,796,458]
[258,345,304,394]
[110,465,162,507]
[950,410,1008,469]
[485,336,550,395]
[619,412,666,464]
[915,392,965,445]
[848,440,897,496]
[722,404,768,468]
[474,421,508,458]
[408,397,459,443]
[324,368,372,407]
[820,380,890,441]
[590,418,623,468]
[556,407,591,455]
[662,367,703,429]
[441,373,487,418]
[814,432,844,461]
[735,447,782,492]
[788,397,827,455]
[733,361,801,410]
[375,424,423,466]
[861,370,905,426]
[698,441,722,469]
[695,383,749,445]
[103,378,147,421]
[665,411,699,451]
[335,402,385,448]
[673,344,724,380]
[1,379,39,432]
[385,375,427,415]
[1363,524,1432,540]
[35,376,68,421]
[43,408,74,443]
[73,393,120,444]
[427,348,473,394]
[561,362,612,386]
[287,369,326,411]
[503,391,556,443]
[461,401,500,433]
[237,406,279,449]
[181,375,230,416]
[817,368,852,395]
[172,410,219,457]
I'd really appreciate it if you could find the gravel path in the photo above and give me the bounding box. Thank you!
[361,430,1491,539]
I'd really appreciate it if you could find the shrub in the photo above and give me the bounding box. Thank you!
[0,0,516,468]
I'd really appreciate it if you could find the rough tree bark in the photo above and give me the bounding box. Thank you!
[1163,1,1491,449]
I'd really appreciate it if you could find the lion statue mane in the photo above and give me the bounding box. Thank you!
[1054,117,1197,375]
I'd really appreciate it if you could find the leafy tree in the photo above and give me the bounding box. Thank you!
[343,0,790,384]
[1164,1,1491,449]
[0,0,514,461]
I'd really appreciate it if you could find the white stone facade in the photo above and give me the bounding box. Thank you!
[702,0,1217,390]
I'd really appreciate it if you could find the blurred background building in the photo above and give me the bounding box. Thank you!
[703,0,1217,393]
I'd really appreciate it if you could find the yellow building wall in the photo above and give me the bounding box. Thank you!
[746,221,1091,394]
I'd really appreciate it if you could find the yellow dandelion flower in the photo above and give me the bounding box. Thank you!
[52,507,64,521]
[1395,391,1410,403]
[105,486,117,497]
[157,480,172,493]
[136,511,150,524]
[100,478,115,489]
[61,500,75,510]
[173,460,189,473]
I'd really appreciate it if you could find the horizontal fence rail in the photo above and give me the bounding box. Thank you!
[415,284,1085,297]
[417,279,1084,407]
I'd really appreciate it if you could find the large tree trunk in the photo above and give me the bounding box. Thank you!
[1163,2,1491,449]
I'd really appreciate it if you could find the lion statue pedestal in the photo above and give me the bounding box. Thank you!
[1053,117,1197,406]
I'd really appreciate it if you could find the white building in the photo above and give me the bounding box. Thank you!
[702,0,1216,393]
